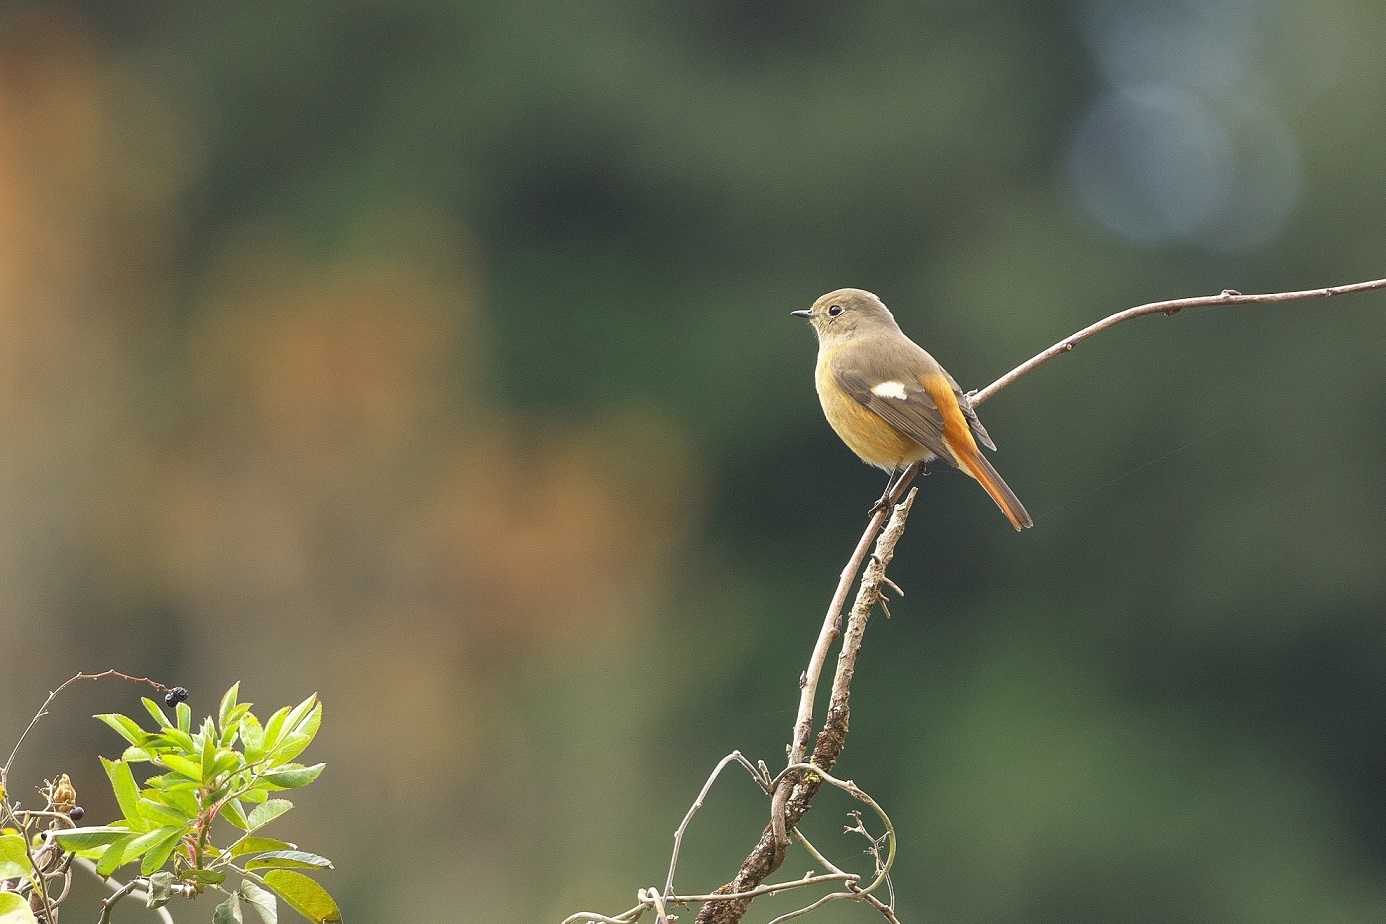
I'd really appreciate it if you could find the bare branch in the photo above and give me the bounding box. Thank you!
[971,277,1386,407]
[77,859,176,924]
[697,490,916,924]
[2,670,172,790]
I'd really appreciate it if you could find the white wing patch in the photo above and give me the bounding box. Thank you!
[870,380,909,400]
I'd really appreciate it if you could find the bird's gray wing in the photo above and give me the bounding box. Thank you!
[833,367,952,461]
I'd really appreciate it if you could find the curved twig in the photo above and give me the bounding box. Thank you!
[971,278,1386,406]
[662,751,768,915]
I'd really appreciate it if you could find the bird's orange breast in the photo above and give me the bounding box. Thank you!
[815,349,932,470]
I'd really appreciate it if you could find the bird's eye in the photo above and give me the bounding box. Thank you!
[828,304,843,317]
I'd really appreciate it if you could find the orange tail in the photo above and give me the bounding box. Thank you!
[950,443,1033,531]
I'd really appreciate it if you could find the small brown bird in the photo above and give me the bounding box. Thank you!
[794,288,1032,530]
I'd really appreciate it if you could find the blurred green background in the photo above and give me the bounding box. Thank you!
[2,1,1384,922]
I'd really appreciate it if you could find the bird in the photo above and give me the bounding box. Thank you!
[793,288,1032,530]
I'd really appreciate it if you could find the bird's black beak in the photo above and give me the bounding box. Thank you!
[791,309,812,319]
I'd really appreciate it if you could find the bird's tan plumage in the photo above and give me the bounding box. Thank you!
[796,288,1032,530]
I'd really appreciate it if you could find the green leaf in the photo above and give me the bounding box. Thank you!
[241,786,269,804]
[95,833,138,877]
[175,701,192,733]
[160,785,202,819]
[241,714,266,759]
[164,728,197,754]
[0,834,32,881]
[272,701,321,761]
[96,713,146,746]
[283,697,319,739]
[244,850,333,872]
[219,683,241,729]
[261,706,291,754]
[272,733,313,764]
[120,824,180,867]
[202,735,220,782]
[263,870,341,924]
[184,867,228,885]
[262,764,325,789]
[101,756,145,830]
[247,799,293,831]
[51,826,128,850]
[137,797,190,827]
[139,825,186,876]
[230,837,296,858]
[214,893,244,924]
[240,881,278,924]
[142,697,174,728]
[159,752,203,781]
[0,891,39,924]
[212,749,245,777]
[121,744,153,763]
[221,798,249,830]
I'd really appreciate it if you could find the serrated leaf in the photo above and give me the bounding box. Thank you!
[0,891,40,924]
[245,850,333,872]
[160,785,202,819]
[175,701,192,733]
[283,698,319,739]
[247,799,292,831]
[214,893,244,924]
[100,756,145,831]
[121,824,180,865]
[222,798,249,830]
[96,833,137,877]
[272,733,313,764]
[262,764,325,789]
[0,834,32,881]
[121,744,153,763]
[164,728,197,754]
[184,867,228,885]
[137,797,189,827]
[51,826,128,850]
[220,683,241,728]
[96,713,146,746]
[202,738,220,782]
[159,752,203,781]
[230,837,296,858]
[142,697,173,728]
[213,749,245,778]
[240,881,278,924]
[241,786,269,804]
[263,870,341,924]
[139,825,186,876]
[241,714,266,758]
[261,706,291,754]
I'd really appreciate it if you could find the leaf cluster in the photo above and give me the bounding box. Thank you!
[48,683,339,924]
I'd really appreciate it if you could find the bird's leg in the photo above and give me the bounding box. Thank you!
[870,467,902,516]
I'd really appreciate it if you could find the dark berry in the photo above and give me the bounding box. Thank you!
[69,806,84,821]
[164,687,189,707]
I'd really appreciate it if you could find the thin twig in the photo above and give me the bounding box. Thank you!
[79,858,176,924]
[971,278,1386,406]
[771,763,896,898]
[675,872,859,903]
[662,751,767,913]
[1,670,171,789]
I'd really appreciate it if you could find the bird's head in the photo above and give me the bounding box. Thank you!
[792,288,901,345]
